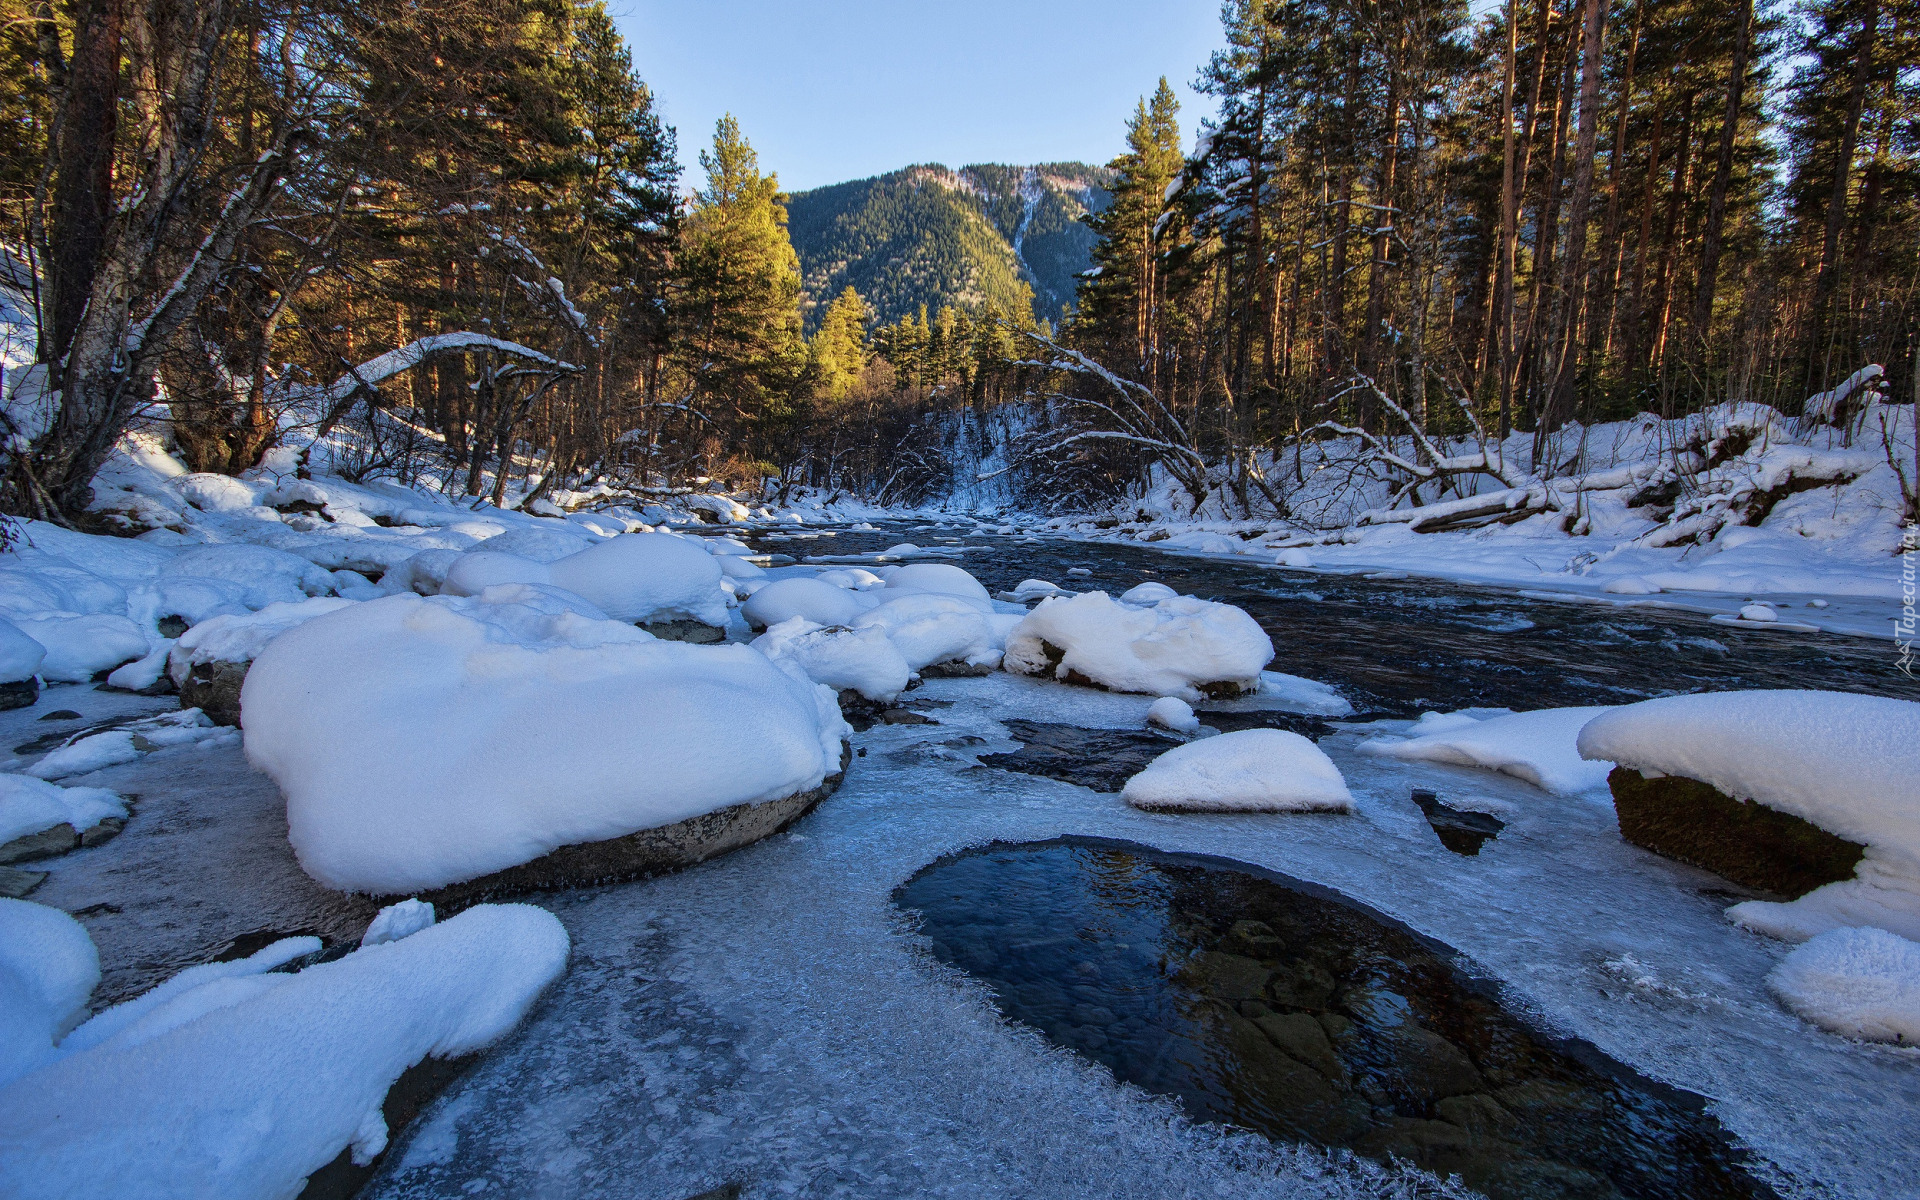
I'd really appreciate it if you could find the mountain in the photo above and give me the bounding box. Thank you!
[785,162,1113,330]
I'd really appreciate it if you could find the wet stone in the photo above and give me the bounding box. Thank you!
[0,864,47,898]
[894,837,1776,1200]
[1411,788,1506,856]
[979,720,1178,792]
[1608,767,1863,896]
[0,678,40,711]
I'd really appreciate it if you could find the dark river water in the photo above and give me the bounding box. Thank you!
[751,521,1919,714]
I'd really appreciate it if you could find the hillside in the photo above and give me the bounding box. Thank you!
[785,162,1112,329]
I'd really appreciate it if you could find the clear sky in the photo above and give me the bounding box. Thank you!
[604,0,1227,193]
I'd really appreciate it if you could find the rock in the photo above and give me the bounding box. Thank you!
[295,1052,478,1200]
[1388,1024,1486,1102]
[1222,1013,1370,1143]
[1184,950,1272,1002]
[78,817,124,848]
[1434,1092,1516,1137]
[181,659,250,727]
[1266,958,1337,1009]
[1223,918,1286,959]
[1315,1011,1353,1041]
[0,823,79,864]
[37,709,82,721]
[408,753,849,911]
[919,659,993,678]
[0,678,38,711]
[1254,1010,1347,1082]
[880,708,933,725]
[639,619,726,644]
[0,864,47,898]
[1608,765,1864,896]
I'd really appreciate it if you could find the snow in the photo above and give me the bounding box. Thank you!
[1767,926,1920,1044]
[814,567,885,591]
[160,544,335,609]
[1576,691,1920,867]
[242,590,847,893]
[754,617,911,703]
[546,532,727,626]
[1145,696,1199,733]
[1007,578,1070,602]
[1726,857,1920,944]
[1121,729,1354,813]
[0,775,126,846]
[166,596,356,682]
[0,900,98,1087]
[362,899,437,948]
[0,902,569,1200]
[853,593,1000,671]
[440,550,553,596]
[12,615,150,683]
[1119,582,1178,605]
[742,576,875,629]
[25,710,229,780]
[0,618,45,682]
[880,563,994,610]
[1003,591,1274,702]
[1362,707,1617,795]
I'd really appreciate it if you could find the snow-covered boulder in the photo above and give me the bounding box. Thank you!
[1578,690,1920,941]
[166,597,358,726]
[742,576,874,629]
[1003,591,1274,701]
[1359,707,1615,795]
[1146,696,1200,734]
[473,523,595,563]
[814,567,885,591]
[124,577,250,635]
[754,617,911,705]
[853,593,1000,673]
[0,777,126,865]
[13,615,149,683]
[384,549,464,597]
[174,473,265,513]
[440,550,552,597]
[1005,579,1070,603]
[546,532,728,632]
[880,563,993,611]
[160,544,335,610]
[685,494,750,524]
[1118,582,1177,606]
[1121,729,1353,813]
[0,899,98,1086]
[0,617,45,689]
[0,901,568,1198]
[1767,926,1920,1044]
[242,588,848,896]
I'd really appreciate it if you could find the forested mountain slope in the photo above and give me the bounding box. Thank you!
[786,163,1112,328]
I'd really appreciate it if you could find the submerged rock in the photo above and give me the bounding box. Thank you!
[0,678,39,711]
[640,619,726,644]
[1608,766,1864,897]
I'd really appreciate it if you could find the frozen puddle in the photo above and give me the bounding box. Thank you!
[897,839,1769,1199]
[349,670,1917,1199]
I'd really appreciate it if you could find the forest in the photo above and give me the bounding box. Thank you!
[0,0,1914,522]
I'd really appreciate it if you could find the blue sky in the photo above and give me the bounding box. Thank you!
[604,0,1227,193]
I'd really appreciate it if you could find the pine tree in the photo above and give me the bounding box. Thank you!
[807,286,872,401]
[674,114,806,445]
[1077,79,1183,378]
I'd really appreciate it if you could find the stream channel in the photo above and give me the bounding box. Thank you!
[744,520,1911,1197]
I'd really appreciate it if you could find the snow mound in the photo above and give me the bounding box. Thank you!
[362,899,436,948]
[546,532,727,626]
[0,775,126,847]
[1005,579,1069,602]
[440,550,552,597]
[1362,707,1616,795]
[472,523,597,562]
[814,568,884,591]
[742,577,874,629]
[1003,591,1274,702]
[0,617,45,682]
[0,902,569,1199]
[1145,696,1199,734]
[853,593,999,671]
[881,563,993,610]
[13,614,150,683]
[242,589,847,893]
[1767,926,1920,1044]
[754,617,911,703]
[1118,582,1177,605]
[166,597,356,683]
[1576,691,1920,864]
[0,900,98,1087]
[1121,729,1353,813]
[160,544,335,609]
